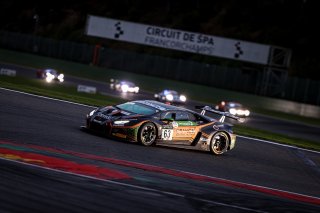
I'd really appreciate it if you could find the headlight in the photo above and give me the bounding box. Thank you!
[58,73,64,82]
[45,73,55,82]
[134,87,139,93]
[121,84,129,92]
[179,95,187,102]
[114,120,130,125]
[244,110,250,116]
[166,94,174,101]
[89,109,96,116]
[229,108,236,115]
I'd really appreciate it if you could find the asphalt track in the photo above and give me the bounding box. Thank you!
[1,62,320,142]
[0,88,320,212]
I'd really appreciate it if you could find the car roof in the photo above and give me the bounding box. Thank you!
[133,100,187,111]
[44,69,57,73]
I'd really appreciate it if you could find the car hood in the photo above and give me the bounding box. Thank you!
[93,106,141,122]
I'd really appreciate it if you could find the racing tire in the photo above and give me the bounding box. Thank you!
[210,131,230,155]
[138,122,157,146]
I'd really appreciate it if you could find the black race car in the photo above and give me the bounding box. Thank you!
[82,100,242,155]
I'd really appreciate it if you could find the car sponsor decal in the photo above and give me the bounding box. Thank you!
[172,121,178,128]
[162,124,173,129]
[135,100,167,111]
[175,127,196,137]
[97,113,112,120]
[176,121,197,126]
[212,125,219,130]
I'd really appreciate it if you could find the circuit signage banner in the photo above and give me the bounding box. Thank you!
[86,15,270,64]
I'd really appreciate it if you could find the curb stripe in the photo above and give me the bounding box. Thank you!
[1,140,319,206]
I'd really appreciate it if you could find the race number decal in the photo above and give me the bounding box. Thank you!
[162,129,173,140]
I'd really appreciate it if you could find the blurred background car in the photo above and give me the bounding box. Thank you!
[36,68,64,83]
[154,89,187,105]
[110,79,139,93]
[215,101,250,117]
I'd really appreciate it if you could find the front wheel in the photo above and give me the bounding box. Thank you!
[138,122,157,146]
[210,132,230,155]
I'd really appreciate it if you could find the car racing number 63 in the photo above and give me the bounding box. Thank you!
[162,129,173,140]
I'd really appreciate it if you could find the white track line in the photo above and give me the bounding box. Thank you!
[238,135,320,154]
[0,87,95,108]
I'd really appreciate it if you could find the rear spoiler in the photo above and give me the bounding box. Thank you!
[195,106,244,123]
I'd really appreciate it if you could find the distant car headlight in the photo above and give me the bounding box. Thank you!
[166,94,174,101]
[121,84,129,92]
[244,110,250,116]
[114,120,130,125]
[58,73,64,82]
[45,73,55,83]
[229,108,236,115]
[179,95,187,102]
[134,86,139,93]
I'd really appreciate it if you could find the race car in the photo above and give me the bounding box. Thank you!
[154,89,187,105]
[82,100,242,155]
[215,101,250,117]
[110,79,139,93]
[36,68,64,83]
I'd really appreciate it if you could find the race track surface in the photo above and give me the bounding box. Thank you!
[0,88,320,212]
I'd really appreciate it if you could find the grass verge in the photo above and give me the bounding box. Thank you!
[0,75,122,106]
[1,75,319,152]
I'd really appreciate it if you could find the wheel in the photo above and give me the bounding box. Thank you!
[138,122,157,146]
[210,132,230,155]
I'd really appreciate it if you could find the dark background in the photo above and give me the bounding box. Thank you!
[0,0,319,79]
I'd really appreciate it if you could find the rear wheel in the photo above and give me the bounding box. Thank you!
[210,132,230,155]
[138,122,157,146]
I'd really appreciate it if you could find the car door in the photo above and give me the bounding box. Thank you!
[160,111,198,144]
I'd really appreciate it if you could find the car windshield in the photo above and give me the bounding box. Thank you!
[116,102,157,115]
[46,69,58,75]
[164,90,178,95]
[228,103,242,108]
[121,81,135,87]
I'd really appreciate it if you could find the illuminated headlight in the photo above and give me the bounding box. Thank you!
[114,120,130,125]
[134,86,139,93]
[58,73,64,82]
[121,84,129,92]
[154,94,159,98]
[89,109,96,116]
[166,94,174,101]
[229,108,237,115]
[244,110,250,116]
[179,95,187,102]
[45,73,55,83]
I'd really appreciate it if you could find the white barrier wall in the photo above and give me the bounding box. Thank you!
[85,15,270,65]
[255,96,320,118]
[77,85,97,94]
[0,68,16,76]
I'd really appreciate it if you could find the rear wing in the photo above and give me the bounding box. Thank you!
[195,106,244,123]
